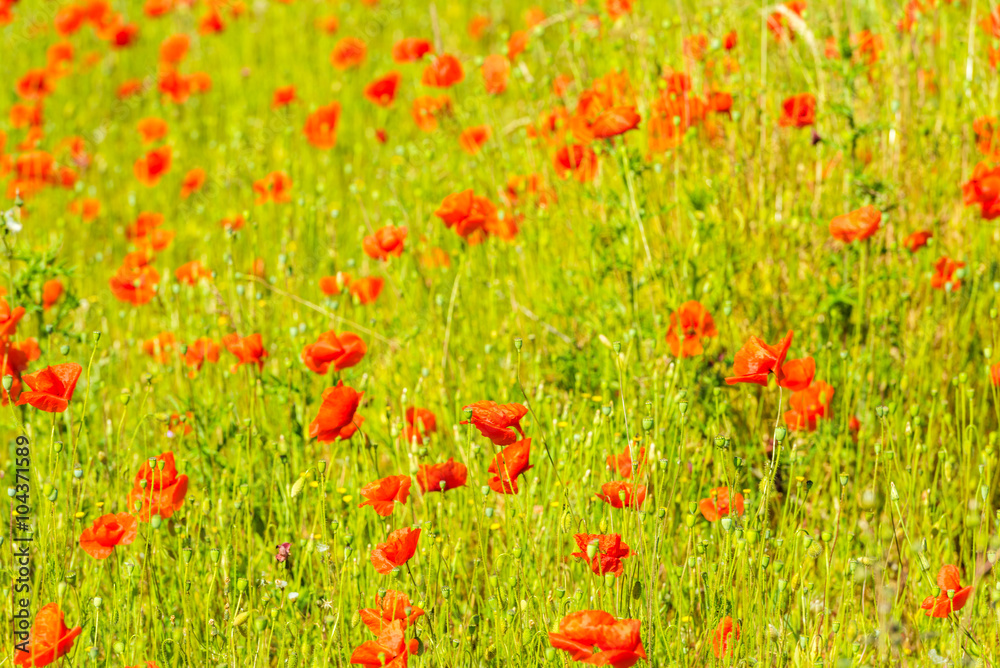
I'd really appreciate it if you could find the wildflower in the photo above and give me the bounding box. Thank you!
[778,356,815,392]
[664,301,717,358]
[309,381,363,442]
[829,205,881,243]
[304,103,342,149]
[364,71,401,107]
[606,445,645,478]
[363,225,408,260]
[222,333,268,370]
[350,620,417,666]
[488,438,532,494]
[359,590,425,633]
[904,230,932,253]
[15,363,83,413]
[13,604,82,667]
[301,330,367,374]
[778,93,815,128]
[416,458,468,493]
[422,54,464,87]
[359,475,412,516]
[392,37,432,63]
[726,331,794,386]
[596,480,647,509]
[331,37,366,69]
[349,277,384,304]
[370,527,421,574]
[79,513,138,559]
[402,407,437,444]
[571,534,631,576]
[175,260,211,285]
[482,54,510,94]
[961,162,1000,219]
[712,616,740,658]
[931,257,965,291]
[921,565,973,617]
[272,85,297,108]
[253,171,293,204]
[549,610,646,667]
[275,542,292,562]
[784,380,835,432]
[127,451,189,521]
[142,332,177,363]
[183,338,220,374]
[458,125,491,155]
[462,400,528,445]
[699,487,745,522]
[134,146,172,186]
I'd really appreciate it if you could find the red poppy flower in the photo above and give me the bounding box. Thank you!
[168,411,193,437]
[127,451,189,521]
[349,277,384,305]
[350,620,415,667]
[508,30,528,60]
[554,144,598,182]
[109,263,161,305]
[222,333,267,371]
[931,257,965,291]
[316,15,339,34]
[301,330,367,374]
[664,301,717,358]
[571,534,632,576]
[481,54,510,95]
[921,565,973,617]
[363,225,408,260]
[589,106,641,139]
[699,486,745,522]
[422,54,464,87]
[79,513,138,559]
[779,93,815,128]
[370,527,421,574]
[778,356,815,392]
[402,407,437,444]
[304,102,342,149]
[549,610,646,668]
[992,362,1000,387]
[434,189,498,240]
[13,603,82,667]
[487,438,533,494]
[364,71,401,107]
[15,363,82,413]
[221,214,245,231]
[784,380,835,432]
[319,272,352,296]
[462,400,528,445]
[180,168,206,198]
[726,331,793,386]
[596,480,647,509]
[712,616,740,658]
[411,95,452,132]
[0,298,26,339]
[454,125,489,156]
[272,85,297,108]
[724,30,738,49]
[359,475,411,516]
[903,230,932,253]
[830,205,881,243]
[606,445,645,478]
[142,332,176,363]
[331,37,366,69]
[961,162,1000,219]
[137,117,169,143]
[392,37,432,63]
[16,69,55,101]
[468,14,490,39]
[253,171,293,204]
[134,145,172,186]
[767,1,806,42]
[310,381,363,442]
[41,279,63,310]
[359,590,425,634]
[416,458,468,493]
[175,260,211,285]
[118,79,145,98]
[159,33,189,65]
[182,337,219,374]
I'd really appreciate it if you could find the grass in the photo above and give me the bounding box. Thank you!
[3,0,1000,666]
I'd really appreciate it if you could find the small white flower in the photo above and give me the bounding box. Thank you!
[3,207,22,234]
[275,579,287,589]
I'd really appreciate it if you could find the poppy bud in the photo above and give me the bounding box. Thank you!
[93,597,103,608]
[821,531,832,542]
[678,401,688,415]
[151,514,162,529]
[839,473,849,487]
[237,578,248,593]
[745,529,758,545]
[774,426,786,443]
[485,507,494,518]
[720,517,733,532]
[514,338,522,351]
[603,573,615,588]
[988,550,997,564]
[46,486,58,502]
[773,561,785,573]
[684,514,695,528]
[343,534,354,545]
[613,341,621,353]
[74,467,83,479]
[482,487,491,498]
[642,417,653,431]
[60,344,70,355]
[761,555,770,569]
